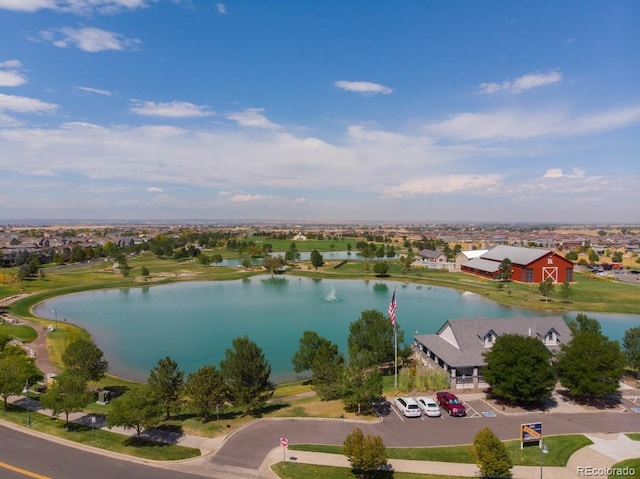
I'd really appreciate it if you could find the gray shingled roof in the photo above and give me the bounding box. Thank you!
[415,316,571,369]
[461,257,501,273]
[480,245,551,266]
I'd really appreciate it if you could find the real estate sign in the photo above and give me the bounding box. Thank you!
[520,422,542,448]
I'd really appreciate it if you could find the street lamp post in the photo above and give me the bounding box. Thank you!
[22,379,31,427]
[540,440,549,479]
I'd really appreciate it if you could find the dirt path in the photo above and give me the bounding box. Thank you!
[1,294,59,377]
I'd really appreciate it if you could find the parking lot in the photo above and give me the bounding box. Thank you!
[377,396,493,426]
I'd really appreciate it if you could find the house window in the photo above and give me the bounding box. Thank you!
[484,333,496,348]
[544,331,557,346]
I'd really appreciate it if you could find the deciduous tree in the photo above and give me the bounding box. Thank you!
[40,371,93,428]
[341,365,382,415]
[62,338,109,382]
[557,315,625,399]
[472,427,512,479]
[107,384,163,443]
[342,428,388,478]
[482,334,556,404]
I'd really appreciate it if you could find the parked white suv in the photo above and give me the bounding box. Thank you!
[395,397,421,418]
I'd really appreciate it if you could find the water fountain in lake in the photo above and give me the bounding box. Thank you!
[325,285,339,302]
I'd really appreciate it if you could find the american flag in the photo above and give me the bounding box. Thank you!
[388,290,397,326]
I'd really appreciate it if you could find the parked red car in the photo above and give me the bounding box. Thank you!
[436,391,466,416]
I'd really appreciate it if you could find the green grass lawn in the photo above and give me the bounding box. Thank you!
[272,462,470,479]
[608,459,640,479]
[0,404,200,461]
[289,434,593,467]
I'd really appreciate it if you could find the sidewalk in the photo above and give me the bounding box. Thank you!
[263,433,640,479]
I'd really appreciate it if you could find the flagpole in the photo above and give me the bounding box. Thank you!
[394,321,398,389]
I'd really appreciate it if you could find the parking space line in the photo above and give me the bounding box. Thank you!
[463,402,482,418]
[391,406,405,422]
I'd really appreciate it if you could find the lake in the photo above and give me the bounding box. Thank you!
[33,277,640,383]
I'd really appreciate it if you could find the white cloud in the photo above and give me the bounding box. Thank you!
[217,3,226,14]
[230,194,265,203]
[147,186,163,193]
[0,0,152,14]
[0,93,58,113]
[333,80,394,95]
[41,27,141,52]
[426,105,640,141]
[225,108,280,129]
[75,86,113,96]
[0,60,27,87]
[294,197,307,204]
[130,100,213,118]
[543,167,586,179]
[384,174,504,198]
[479,70,562,94]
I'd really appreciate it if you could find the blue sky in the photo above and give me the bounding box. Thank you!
[0,1,638,223]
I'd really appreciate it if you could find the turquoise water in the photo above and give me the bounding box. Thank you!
[34,277,639,383]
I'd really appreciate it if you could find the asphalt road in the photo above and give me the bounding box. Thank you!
[0,424,210,479]
[211,399,640,470]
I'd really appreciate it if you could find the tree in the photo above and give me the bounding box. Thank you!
[341,365,383,415]
[348,310,403,368]
[559,280,572,301]
[292,331,326,373]
[107,384,163,443]
[140,266,150,280]
[342,428,388,478]
[220,336,274,415]
[0,347,40,409]
[62,339,109,382]
[148,356,184,419]
[183,365,228,421]
[538,277,554,301]
[311,340,345,400]
[472,427,512,479]
[498,258,513,281]
[40,371,93,428]
[373,261,389,277]
[262,254,285,275]
[564,251,578,261]
[482,334,556,404]
[623,327,640,376]
[310,249,324,270]
[557,315,625,399]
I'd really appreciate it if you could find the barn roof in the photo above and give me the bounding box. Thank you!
[481,245,551,266]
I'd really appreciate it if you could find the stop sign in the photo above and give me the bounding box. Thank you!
[280,437,288,447]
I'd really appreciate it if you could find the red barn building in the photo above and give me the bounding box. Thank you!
[461,245,574,284]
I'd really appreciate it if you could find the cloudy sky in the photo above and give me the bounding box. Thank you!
[0,1,638,223]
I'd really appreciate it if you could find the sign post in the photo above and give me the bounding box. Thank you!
[280,437,288,462]
[520,422,542,449]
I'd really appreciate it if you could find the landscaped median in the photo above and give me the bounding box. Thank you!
[271,434,594,478]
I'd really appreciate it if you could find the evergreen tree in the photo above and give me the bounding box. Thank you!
[220,336,274,415]
[184,365,228,421]
[348,310,403,368]
[148,356,184,419]
[623,327,640,376]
